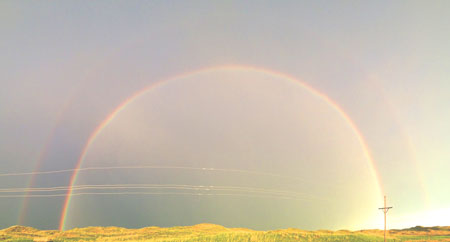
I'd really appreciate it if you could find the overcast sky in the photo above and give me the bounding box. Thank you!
[1,0,449,230]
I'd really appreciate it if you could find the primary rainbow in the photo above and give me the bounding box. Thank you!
[58,65,384,231]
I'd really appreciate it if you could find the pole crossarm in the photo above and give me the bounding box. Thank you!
[379,206,393,210]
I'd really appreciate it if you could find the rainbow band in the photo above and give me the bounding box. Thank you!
[59,65,384,231]
[18,95,76,225]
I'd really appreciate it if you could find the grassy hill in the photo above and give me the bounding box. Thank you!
[1,224,449,242]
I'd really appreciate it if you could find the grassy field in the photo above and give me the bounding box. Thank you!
[1,224,449,242]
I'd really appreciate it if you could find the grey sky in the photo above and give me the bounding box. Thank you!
[1,0,449,230]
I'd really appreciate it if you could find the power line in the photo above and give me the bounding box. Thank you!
[0,183,316,199]
[0,191,312,201]
[0,165,347,191]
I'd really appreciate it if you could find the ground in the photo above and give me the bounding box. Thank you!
[1,224,450,242]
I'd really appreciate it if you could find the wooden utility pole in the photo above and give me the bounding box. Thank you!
[379,195,393,242]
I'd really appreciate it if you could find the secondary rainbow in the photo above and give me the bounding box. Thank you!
[59,65,384,231]
[18,95,77,226]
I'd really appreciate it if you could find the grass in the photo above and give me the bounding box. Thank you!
[1,224,449,242]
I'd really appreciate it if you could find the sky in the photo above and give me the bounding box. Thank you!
[1,0,449,231]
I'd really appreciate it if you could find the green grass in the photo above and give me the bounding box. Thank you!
[1,224,449,242]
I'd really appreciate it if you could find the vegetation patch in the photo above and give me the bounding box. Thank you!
[1,225,449,242]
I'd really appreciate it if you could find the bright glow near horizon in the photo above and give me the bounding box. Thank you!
[390,207,450,229]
